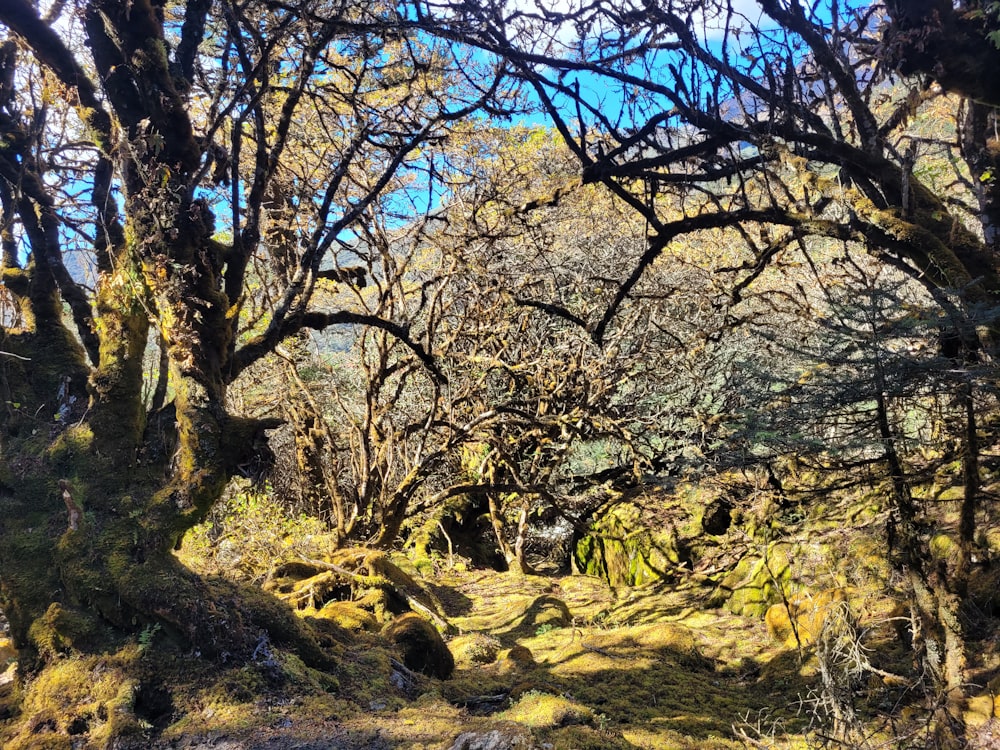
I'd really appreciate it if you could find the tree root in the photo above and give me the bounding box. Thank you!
[264,548,453,632]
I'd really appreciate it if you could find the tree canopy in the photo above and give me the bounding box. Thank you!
[2,0,1000,746]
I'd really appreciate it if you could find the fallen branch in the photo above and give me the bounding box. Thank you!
[59,479,81,531]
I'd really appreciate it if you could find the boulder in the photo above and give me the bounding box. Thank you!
[448,728,532,750]
[765,589,848,647]
[382,612,454,679]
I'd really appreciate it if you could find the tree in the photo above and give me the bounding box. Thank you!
[264,126,679,570]
[414,0,1000,728]
[0,0,504,673]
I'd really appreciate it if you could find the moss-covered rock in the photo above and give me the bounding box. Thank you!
[383,613,454,679]
[492,645,536,677]
[450,633,502,666]
[448,726,534,750]
[573,501,683,587]
[26,603,101,661]
[313,601,379,633]
[513,595,571,637]
[499,690,594,728]
[717,543,792,617]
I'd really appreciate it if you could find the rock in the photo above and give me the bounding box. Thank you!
[765,589,848,647]
[448,728,533,750]
[382,612,454,679]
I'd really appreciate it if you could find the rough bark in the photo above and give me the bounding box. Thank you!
[0,0,317,676]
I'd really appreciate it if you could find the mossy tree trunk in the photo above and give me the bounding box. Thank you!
[0,0,474,678]
[0,0,279,670]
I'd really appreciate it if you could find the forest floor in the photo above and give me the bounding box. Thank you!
[144,566,802,750]
[7,479,1000,748]
[134,555,1000,749]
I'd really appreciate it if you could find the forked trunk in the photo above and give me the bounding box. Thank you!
[0,313,302,673]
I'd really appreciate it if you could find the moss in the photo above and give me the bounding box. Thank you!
[0,637,15,666]
[503,645,535,667]
[450,633,502,666]
[719,543,792,617]
[27,603,100,660]
[382,613,454,679]
[311,601,378,633]
[1,649,142,749]
[500,690,595,728]
[45,426,94,468]
[335,646,398,709]
[276,652,339,693]
[574,502,682,587]
[764,589,848,648]
[929,533,958,564]
[217,665,267,702]
[964,694,997,728]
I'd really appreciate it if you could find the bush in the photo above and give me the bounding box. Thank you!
[182,484,329,582]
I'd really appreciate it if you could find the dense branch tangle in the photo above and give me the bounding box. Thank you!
[408,0,1000,724]
[412,0,997,343]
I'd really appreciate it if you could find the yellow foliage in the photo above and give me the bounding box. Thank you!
[0,637,15,665]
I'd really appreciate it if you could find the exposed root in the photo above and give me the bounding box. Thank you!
[264,548,453,632]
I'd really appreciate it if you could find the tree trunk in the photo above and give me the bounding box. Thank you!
[0,310,321,674]
[874,372,967,740]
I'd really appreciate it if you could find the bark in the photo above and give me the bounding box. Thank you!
[0,0,326,679]
[883,1,1000,108]
[0,314,309,672]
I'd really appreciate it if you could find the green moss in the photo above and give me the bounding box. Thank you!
[500,690,595,728]
[1,649,142,749]
[929,533,958,563]
[336,646,399,709]
[719,544,791,618]
[310,601,378,633]
[27,603,100,660]
[45,425,94,466]
[574,502,681,587]
[276,652,339,693]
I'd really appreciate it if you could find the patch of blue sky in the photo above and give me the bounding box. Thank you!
[483,0,874,167]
